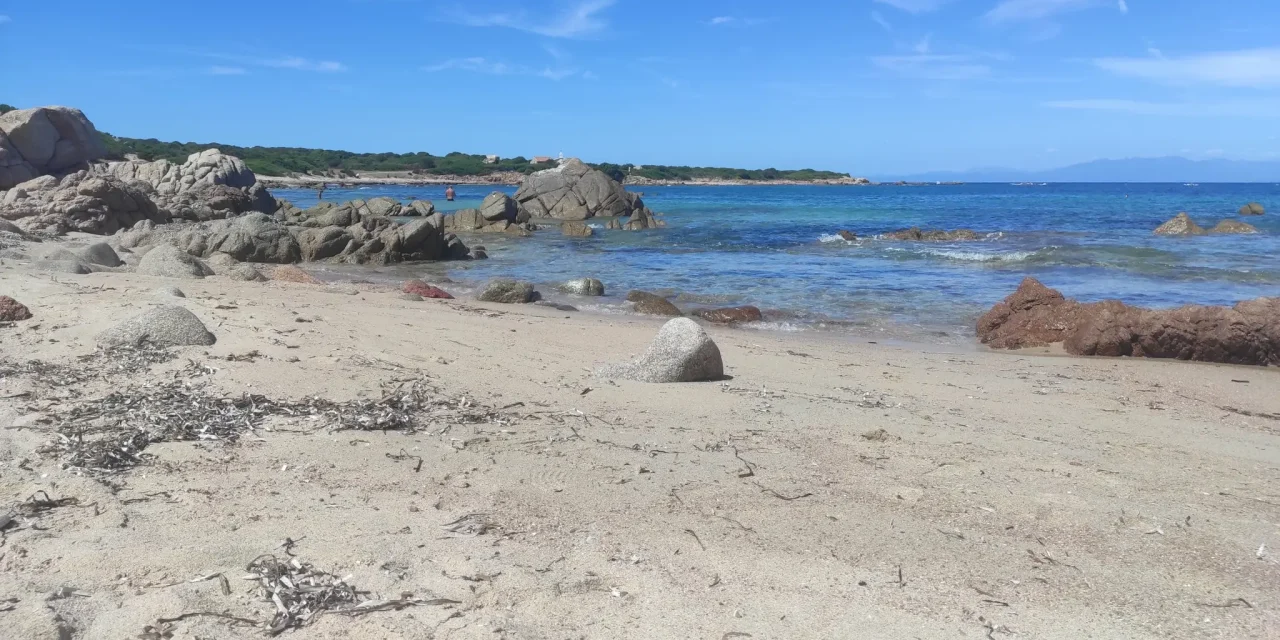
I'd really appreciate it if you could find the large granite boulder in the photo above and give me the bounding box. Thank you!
[199,213,302,263]
[0,106,106,189]
[0,296,33,321]
[479,192,521,223]
[1154,213,1206,236]
[561,221,594,237]
[97,305,216,347]
[598,318,725,383]
[0,171,166,234]
[978,277,1280,366]
[101,148,276,219]
[514,158,649,221]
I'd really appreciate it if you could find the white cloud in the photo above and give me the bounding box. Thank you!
[984,0,1119,23]
[1094,48,1280,88]
[423,57,581,80]
[1044,98,1280,117]
[709,16,735,25]
[208,66,247,75]
[0,15,10,24]
[870,11,892,32]
[873,54,991,80]
[873,0,953,13]
[1117,0,1128,13]
[451,0,614,39]
[1146,47,1163,58]
[265,57,346,72]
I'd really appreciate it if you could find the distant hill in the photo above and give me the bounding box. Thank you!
[890,157,1280,183]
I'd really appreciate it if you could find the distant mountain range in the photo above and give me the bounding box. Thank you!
[888,157,1280,184]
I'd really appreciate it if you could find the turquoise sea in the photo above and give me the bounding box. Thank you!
[273,183,1280,343]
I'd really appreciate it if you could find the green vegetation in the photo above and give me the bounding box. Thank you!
[1,100,846,181]
[100,135,850,182]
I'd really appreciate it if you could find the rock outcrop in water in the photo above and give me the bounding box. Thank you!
[693,306,763,324]
[514,158,658,225]
[978,277,1280,367]
[1153,213,1206,236]
[1239,202,1265,216]
[0,106,106,189]
[882,228,980,241]
[1209,220,1258,234]
[627,291,682,317]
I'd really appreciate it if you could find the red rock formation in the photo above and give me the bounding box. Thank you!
[0,296,33,321]
[401,279,454,299]
[978,278,1280,366]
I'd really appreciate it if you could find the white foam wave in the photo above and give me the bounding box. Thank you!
[920,248,1039,263]
[818,234,855,244]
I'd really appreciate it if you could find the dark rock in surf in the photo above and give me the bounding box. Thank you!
[627,290,682,317]
[1239,202,1265,216]
[693,306,764,324]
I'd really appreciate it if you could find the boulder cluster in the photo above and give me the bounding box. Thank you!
[1154,212,1259,236]
[978,277,1280,367]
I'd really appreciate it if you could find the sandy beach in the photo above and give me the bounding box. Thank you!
[2,251,1278,639]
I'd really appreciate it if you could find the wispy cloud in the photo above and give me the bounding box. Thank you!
[1094,48,1280,88]
[208,66,248,76]
[705,15,769,27]
[423,56,583,80]
[1044,98,1280,117]
[872,54,992,80]
[985,0,1123,23]
[177,50,347,73]
[0,15,10,24]
[873,0,953,13]
[448,0,615,39]
[870,11,892,32]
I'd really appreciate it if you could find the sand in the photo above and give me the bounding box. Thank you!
[1,254,1278,639]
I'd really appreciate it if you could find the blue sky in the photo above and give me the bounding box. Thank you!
[3,0,1279,175]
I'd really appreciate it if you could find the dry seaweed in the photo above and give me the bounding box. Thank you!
[245,554,458,635]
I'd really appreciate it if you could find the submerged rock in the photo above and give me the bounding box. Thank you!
[693,306,763,324]
[1239,202,1265,216]
[598,318,725,383]
[978,277,1280,367]
[1210,219,1259,234]
[137,244,214,279]
[882,228,979,241]
[557,278,605,296]
[0,296,33,321]
[837,230,857,241]
[561,221,594,237]
[478,279,536,304]
[627,290,682,316]
[1153,212,1206,236]
[97,305,216,347]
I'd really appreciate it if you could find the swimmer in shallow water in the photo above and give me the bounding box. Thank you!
[445,185,456,201]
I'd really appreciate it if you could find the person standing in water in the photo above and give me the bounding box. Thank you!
[445,185,456,202]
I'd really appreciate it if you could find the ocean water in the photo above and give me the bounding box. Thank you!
[273,183,1280,343]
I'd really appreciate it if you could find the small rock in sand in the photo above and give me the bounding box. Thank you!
[97,305,216,347]
[535,300,578,312]
[598,317,724,383]
[478,278,536,304]
[226,265,266,281]
[137,244,214,279]
[400,293,424,302]
[627,290,682,316]
[76,242,123,267]
[270,265,321,284]
[153,286,186,298]
[33,259,91,274]
[402,279,454,299]
[0,295,33,321]
[558,278,605,297]
[204,251,240,272]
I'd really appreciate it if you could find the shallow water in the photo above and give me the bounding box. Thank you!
[274,183,1280,343]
